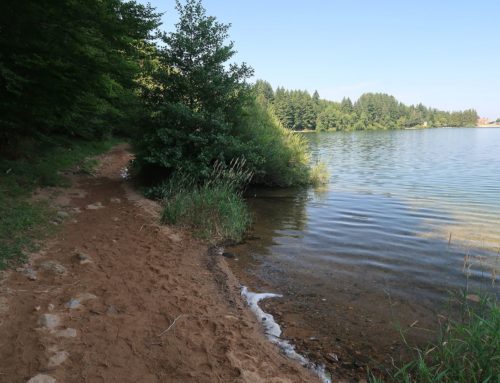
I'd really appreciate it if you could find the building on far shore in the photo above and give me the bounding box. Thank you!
[477,117,490,125]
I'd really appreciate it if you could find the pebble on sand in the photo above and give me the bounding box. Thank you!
[86,202,104,210]
[38,314,61,330]
[40,261,67,276]
[47,350,69,368]
[55,328,78,338]
[27,374,56,383]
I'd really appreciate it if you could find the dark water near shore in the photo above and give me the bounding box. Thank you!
[230,128,500,377]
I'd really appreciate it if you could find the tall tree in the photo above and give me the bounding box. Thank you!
[0,0,160,152]
[136,0,254,180]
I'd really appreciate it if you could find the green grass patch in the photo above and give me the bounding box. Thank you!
[162,183,251,243]
[0,136,120,269]
[159,160,252,243]
[370,293,499,383]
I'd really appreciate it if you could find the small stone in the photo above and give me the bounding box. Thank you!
[110,197,121,203]
[55,328,77,338]
[47,304,55,312]
[65,299,81,309]
[56,211,70,219]
[40,261,67,276]
[38,314,61,330]
[18,266,38,280]
[34,306,41,312]
[47,350,69,368]
[106,305,119,315]
[75,292,98,302]
[326,352,339,362]
[76,252,92,265]
[27,374,56,383]
[86,202,103,210]
[222,252,235,259]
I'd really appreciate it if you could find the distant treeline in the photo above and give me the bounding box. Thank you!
[254,80,478,131]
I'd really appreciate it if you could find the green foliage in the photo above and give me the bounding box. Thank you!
[134,0,317,189]
[162,184,251,242]
[273,87,318,131]
[0,195,51,269]
[260,83,478,131]
[0,137,118,268]
[231,98,314,186]
[135,0,254,184]
[0,0,161,150]
[373,294,500,383]
[161,161,252,243]
[309,162,329,186]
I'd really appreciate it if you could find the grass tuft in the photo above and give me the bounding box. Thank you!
[160,159,252,243]
[371,293,499,383]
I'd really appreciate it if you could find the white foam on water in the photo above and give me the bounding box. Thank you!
[241,286,332,383]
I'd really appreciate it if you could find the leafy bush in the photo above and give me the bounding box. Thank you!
[133,1,323,189]
[229,99,315,186]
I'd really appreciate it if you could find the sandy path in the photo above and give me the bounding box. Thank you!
[0,145,319,383]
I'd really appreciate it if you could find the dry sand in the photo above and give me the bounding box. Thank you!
[0,145,319,383]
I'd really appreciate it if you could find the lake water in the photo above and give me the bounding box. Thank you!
[230,128,500,378]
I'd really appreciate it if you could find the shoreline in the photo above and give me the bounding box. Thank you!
[0,145,319,383]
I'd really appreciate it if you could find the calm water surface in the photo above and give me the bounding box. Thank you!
[231,128,500,371]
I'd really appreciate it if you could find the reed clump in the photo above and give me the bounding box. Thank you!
[161,159,253,243]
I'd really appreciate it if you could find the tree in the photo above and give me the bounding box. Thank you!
[135,0,254,181]
[0,0,161,152]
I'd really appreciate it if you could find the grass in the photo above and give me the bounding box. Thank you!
[160,159,252,243]
[369,293,499,383]
[0,136,119,269]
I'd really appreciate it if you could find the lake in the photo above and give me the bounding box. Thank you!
[229,127,500,379]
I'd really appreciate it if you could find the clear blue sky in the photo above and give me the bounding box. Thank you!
[140,0,500,119]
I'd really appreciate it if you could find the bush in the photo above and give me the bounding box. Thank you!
[226,99,317,187]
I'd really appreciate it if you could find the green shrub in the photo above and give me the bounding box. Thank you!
[228,99,317,187]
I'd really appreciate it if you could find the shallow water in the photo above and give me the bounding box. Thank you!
[230,128,500,377]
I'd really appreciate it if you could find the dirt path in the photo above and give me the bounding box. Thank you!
[0,145,319,383]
